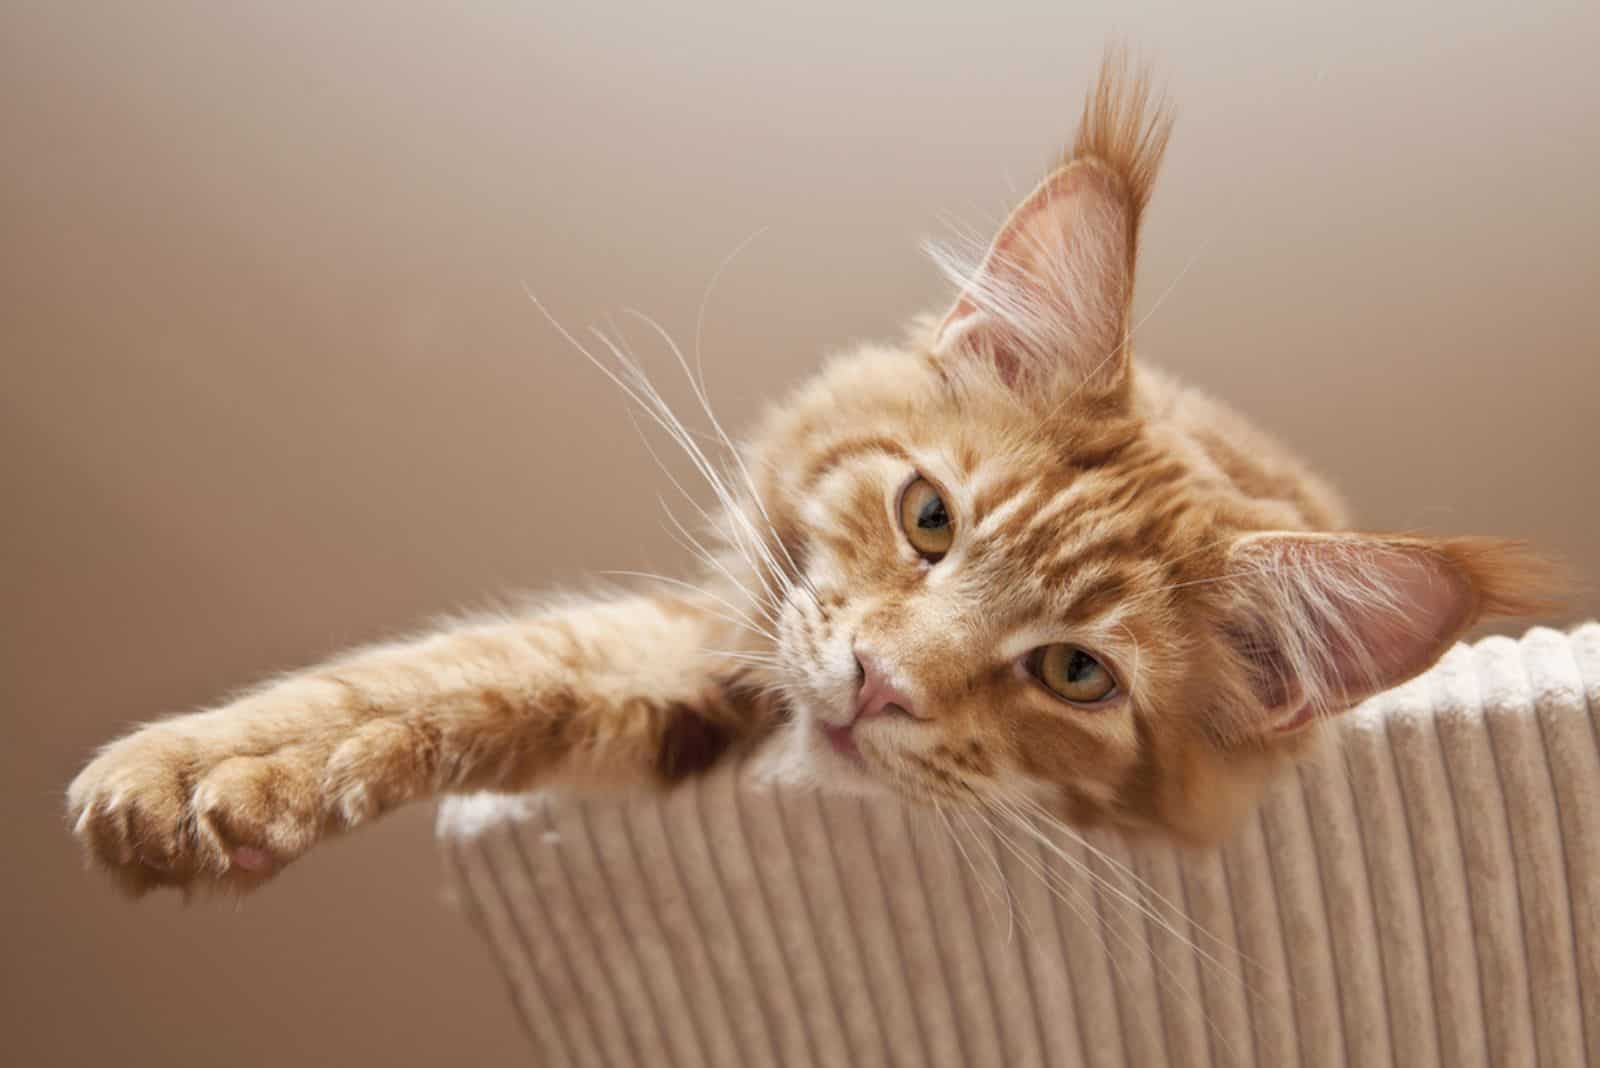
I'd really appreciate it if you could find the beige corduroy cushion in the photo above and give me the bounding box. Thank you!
[438,623,1600,1068]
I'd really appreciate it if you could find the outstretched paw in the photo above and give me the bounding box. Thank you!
[67,725,328,896]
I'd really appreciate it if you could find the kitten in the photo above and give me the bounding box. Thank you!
[68,54,1550,896]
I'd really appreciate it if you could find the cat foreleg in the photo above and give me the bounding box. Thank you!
[67,594,752,894]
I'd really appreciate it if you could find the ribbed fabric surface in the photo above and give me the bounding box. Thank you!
[438,624,1600,1068]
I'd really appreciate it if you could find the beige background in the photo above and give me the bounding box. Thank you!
[3,3,1596,1065]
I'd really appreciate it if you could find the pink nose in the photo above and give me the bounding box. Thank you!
[854,650,917,721]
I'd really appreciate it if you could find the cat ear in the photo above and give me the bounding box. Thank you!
[932,53,1171,395]
[1222,533,1554,732]
[932,160,1135,393]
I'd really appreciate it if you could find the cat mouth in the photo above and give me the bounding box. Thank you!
[819,722,866,766]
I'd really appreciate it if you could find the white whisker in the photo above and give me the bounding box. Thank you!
[627,310,813,599]
[595,570,777,644]
[985,793,1246,1066]
[950,801,1023,942]
[1004,788,1264,984]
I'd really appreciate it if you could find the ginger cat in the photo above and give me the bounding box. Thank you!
[68,54,1548,896]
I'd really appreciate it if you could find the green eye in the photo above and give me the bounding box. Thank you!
[1030,644,1117,704]
[898,476,953,562]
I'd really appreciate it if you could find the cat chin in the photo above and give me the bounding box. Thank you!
[744,720,899,801]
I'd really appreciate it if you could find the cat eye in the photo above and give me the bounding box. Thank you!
[1029,644,1118,705]
[897,476,953,562]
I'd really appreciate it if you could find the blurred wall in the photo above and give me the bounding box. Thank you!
[3,3,1596,1065]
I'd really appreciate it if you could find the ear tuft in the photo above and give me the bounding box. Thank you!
[1430,536,1565,621]
[1068,44,1173,241]
[1222,533,1559,732]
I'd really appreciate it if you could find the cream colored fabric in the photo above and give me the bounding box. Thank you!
[438,624,1600,1068]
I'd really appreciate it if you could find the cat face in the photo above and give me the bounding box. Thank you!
[767,378,1204,829]
[734,58,1548,842]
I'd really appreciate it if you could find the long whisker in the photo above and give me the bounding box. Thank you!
[692,226,770,404]
[936,801,1016,943]
[977,799,1144,997]
[618,403,783,626]
[590,321,793,610]
[984,794,1246,1067]
[996,789,1267,1004]
[626,310,815,600]
[700,648,786,668]
[523,291,779,613]
[684,230,822,609]
[953,801,1025,942]
[595,570,777,643]
[653,488,781,625]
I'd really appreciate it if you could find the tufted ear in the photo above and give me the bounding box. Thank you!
[1222,532,1555,733]
[932,161,1135,394]
[931,52,1170,397]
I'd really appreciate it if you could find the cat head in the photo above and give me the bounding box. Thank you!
[733,56,1552,841]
